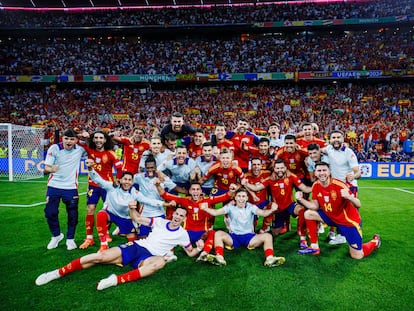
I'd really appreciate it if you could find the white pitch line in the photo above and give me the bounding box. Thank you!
[0,192,88,207]
[393,188,414,195]
[0,202,46,207]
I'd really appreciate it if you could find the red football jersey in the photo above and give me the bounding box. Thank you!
[187,141,203,159]
[83,145,122,187]
[204,163,243,191]
[312,178,361,226]
[162,192,231,231]
[230,133,255,170]
[276,147,308,179]
[118,137,150,174]
[249,148,274,170]
[216,139,235,152]
[263,173,302,210]
[243,170,271,204]
[296,137,328,149]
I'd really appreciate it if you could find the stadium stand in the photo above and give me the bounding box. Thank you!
[0,0,413,161]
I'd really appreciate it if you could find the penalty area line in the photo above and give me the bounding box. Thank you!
[0,192,88,207]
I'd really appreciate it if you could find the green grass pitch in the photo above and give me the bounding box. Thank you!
[0,177,413,310]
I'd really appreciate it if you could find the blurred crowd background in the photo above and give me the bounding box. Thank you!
[0,0,413,162]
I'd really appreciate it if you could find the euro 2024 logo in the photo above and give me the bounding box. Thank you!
[359,164,372,178]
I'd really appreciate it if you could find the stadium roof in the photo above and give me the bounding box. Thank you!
[0,0,337,10]
[0,0,279,9]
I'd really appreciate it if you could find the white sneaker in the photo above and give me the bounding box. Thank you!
[329,234,347,245]
[196,251,208,262]
[165,254,178,263]
[35,269,61,286]
[264,256,286,267]
[112,227,120,236]
[328,231,336,240]
[47,233,64,249]
[163,250,178,263]
[213,255,227,266]
[97,274,117,291]
[318,223,325,234]
[66,239,77,250]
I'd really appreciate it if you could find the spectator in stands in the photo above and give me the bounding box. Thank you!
[1,83,413,160]
[2,1,411,28]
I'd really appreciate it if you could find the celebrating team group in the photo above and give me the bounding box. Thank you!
[35,112,381,290]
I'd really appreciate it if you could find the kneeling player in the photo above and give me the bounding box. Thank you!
[296,162,380,259]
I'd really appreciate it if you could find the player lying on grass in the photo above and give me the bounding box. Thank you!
[295,161,381,259]
[200,187,286,267]
[85,158,174,252]
[35,206,203,290]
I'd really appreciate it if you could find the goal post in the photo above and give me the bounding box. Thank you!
[0,123,45,181]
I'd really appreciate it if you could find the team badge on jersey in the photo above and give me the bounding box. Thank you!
[120,241,134,248]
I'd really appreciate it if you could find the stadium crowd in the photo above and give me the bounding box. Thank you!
[0,0,412,27]
[0,0,412,162]
[1,29,412,75]
[1,82,413,161]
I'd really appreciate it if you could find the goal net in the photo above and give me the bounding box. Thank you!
[0,123,45,181]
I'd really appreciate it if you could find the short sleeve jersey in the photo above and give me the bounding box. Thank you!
[263,173,302,210]
[223,202,258,235]
[243,170,271,204]
[276,147,308,179]
[204,163,244,191]
[136,218,191,256]
[118,137,150,174]
[162,192,231,231]
[45,143,86,189]
[312,178,361,226]
[83,145,122,187]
